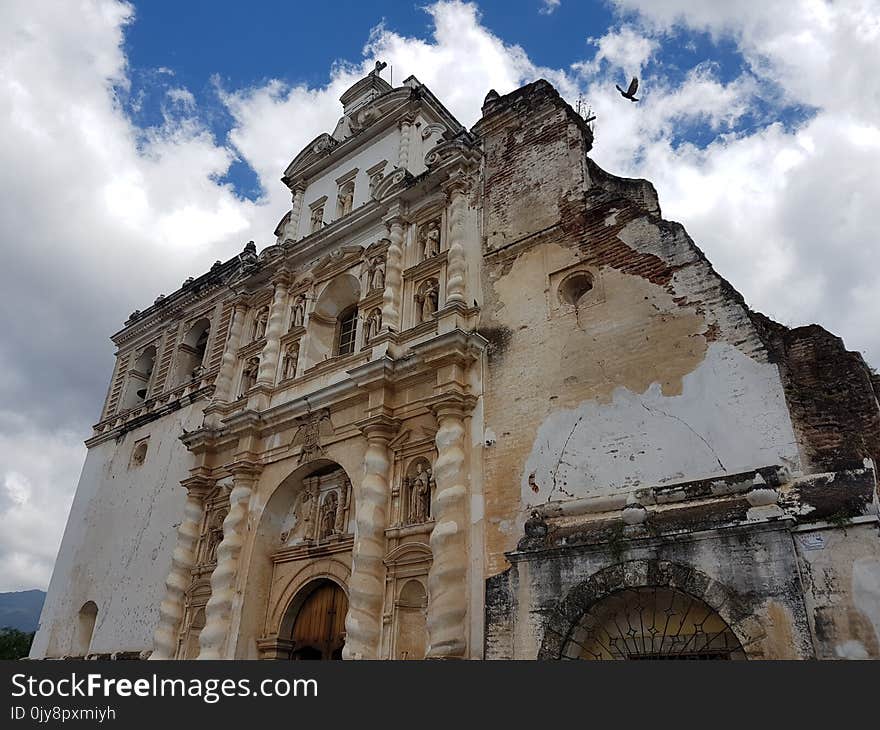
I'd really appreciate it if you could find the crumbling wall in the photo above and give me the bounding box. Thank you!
[475,80,802,575]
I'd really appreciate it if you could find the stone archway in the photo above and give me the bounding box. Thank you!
[537,560,763,660]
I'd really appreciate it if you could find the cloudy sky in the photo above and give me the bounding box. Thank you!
[1,0,878,592]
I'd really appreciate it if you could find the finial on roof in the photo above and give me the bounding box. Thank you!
[371,60,387,77]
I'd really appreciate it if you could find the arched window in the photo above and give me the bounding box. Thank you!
[75,601,98,657]
[174,318,211,385]
[121,345,157,410]
[336,306,358,356]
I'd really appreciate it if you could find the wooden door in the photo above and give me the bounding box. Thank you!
[290,581,347,660]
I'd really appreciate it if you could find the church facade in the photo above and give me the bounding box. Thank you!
[31,70,880,661]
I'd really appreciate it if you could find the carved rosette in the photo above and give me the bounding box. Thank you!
[344,417,398,659]
[150,478,212,660]
[257,277,289,385]
[381,220,404,332]
[426,397,473,658]
[198,464,260,659]
[444,178,469,304]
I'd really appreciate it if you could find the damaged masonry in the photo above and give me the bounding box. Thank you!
[31,71,880,661]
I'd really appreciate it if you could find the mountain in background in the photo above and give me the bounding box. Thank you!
[0,590,46,632]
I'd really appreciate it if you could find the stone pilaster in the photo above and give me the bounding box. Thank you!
[344,416,398,659]
[443,176,469,305]
[426,395,474,658]
[198,463,260,660]
[282,183,306,241]
[257,276,290,386]
[204,301,247,428]
[150,477,212,660]
[380,215,405,333]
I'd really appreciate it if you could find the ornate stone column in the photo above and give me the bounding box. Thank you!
[426,395,474,658]
[380,215,405,333]
[398,116,413,171]
[150,477,212,660]
[344,416,398,659]
[204,301,247,428]
[257,275,290,386]
[198,463,260,660]
[282,183,306,242]
[443,176,469,305]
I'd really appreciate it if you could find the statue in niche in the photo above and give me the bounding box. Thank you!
[408,463,433,524]
[253,307,268,341]
[416,279,439,323]
[337,183,354,217]
[240,356,260,395]
[419,220,441,260]
[310,205,324,233]
[335,479,350,533]
[205,506,227,563]
[291,295,306,329]
[283,486,314,544]
[369,256,385,291]
[282,341,300,380]
[320,491,338,540]
[364,308,382,342]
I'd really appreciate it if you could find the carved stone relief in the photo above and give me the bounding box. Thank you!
[416,279,439,323]
[418,219,441,261]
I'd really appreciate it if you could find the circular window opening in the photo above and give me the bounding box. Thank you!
[558,271,594,307]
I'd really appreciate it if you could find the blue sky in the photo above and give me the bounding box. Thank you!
[1,0,879,591]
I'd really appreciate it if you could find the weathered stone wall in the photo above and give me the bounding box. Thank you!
[30,403,203,658]
[475,81,801,575]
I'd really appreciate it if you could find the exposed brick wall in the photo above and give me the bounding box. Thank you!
[753,314,880,471]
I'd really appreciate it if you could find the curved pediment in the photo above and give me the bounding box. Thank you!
[371,166,414,201]
[284,133,338,179]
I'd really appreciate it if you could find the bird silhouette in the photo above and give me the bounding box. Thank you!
[616,77,639,102]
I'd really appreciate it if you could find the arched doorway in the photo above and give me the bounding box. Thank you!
[287,579,348,660]
[562,586,746,660]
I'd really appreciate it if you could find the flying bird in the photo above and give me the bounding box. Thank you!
[616,77,639,102]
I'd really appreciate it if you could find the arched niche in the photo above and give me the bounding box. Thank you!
[75,601,98,657]
[394,579,428,660]
[121,345,156,410]
[303,274,360,367]
[402,457,435,526]
[173,318,210,386]
[237,459,353,659]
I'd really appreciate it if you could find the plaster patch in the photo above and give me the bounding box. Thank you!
[522,343,800,504]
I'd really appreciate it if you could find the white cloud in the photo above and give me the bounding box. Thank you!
[539,0,561,15]
[1,0,879,592]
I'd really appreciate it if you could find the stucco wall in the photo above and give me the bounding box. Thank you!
[30,403,203,657]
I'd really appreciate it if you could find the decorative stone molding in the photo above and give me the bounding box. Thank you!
[381,216,405,333]
[281,183,306,242]
[344,415,399,659]
[442,175,469,304]
[150,477,213,660]
[257,276,290,386]
[398,116,413,171]
[426,394,476,658]
[198,463,261,659]
[204,301,247,428]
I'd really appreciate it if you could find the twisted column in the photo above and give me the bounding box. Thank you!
[444,180,469,304]
[426,397,472,658]
[150,478,212,660]
[381,217,405,332]
[204,302,247,429]
[398,117,412,171]
[344,417,398,659]
[282,184,306,241]
[198,464,260,659]
[257,276,289,386]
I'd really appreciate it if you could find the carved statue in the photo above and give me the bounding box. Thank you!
[240,356,259,395]
[310,206,324,233]
[420,220,441,260]
[369,256,385,290]
[205,507,227,563]
[320,491,338,539]
[337,184,354,217]
[291,295,306,329]
[253,308,268,341]
[282,342,299,380]
[408,463,432,524]
[417,279,439,322]
[364,308,382,341]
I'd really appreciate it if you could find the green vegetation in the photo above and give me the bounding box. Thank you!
[0,627,35,660]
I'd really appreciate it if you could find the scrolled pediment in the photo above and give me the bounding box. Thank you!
[371,166,414,201]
